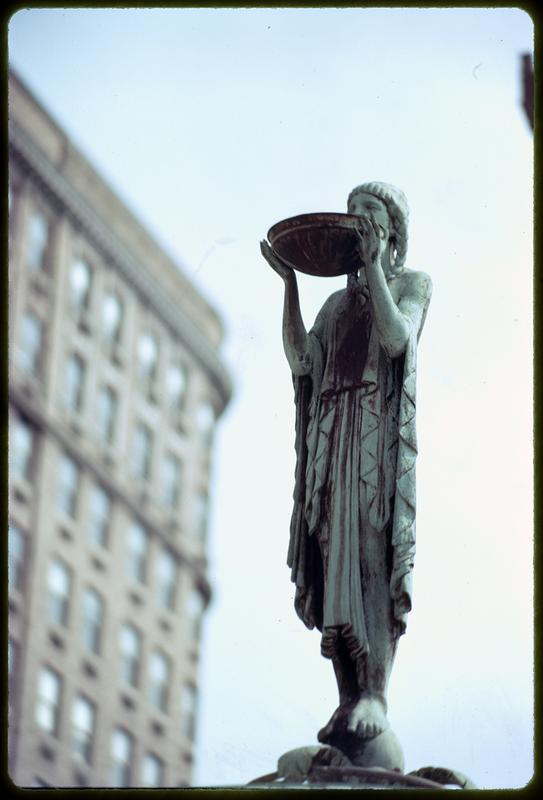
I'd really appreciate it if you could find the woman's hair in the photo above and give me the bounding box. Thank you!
[348,181,409,270]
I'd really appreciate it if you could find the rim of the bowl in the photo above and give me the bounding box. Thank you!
[267,212,361,243]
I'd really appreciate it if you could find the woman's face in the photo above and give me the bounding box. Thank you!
[348,191,390,239]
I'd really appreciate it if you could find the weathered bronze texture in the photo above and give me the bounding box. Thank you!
[249,756,477,789]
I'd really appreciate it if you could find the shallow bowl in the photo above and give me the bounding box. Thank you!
[267,212,363,277]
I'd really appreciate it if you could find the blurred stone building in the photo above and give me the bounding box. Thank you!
[8,68,232,788]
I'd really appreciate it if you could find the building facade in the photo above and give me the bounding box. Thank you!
[8,69,232,788]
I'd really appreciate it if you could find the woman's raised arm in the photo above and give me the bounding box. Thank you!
[260,241,311,375]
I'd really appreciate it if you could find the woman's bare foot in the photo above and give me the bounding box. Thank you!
[346,694,389,740]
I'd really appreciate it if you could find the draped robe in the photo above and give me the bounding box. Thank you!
[287,286,421,668]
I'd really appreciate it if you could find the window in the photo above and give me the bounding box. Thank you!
[166,363,187,409]
[155,549,177,611]
[110,728,134,787]
[180,684,197,740]
[16,311,43,376]
[47,558,72,626]
[71,695,95,764]
[162,453,181,510]
[81,587,104,655]
[141,753,164,788]
[126,522,149,584]
[196,402,215,445]
[131,423,153,480]
[137,332,159,381]
[57,454,80,518]
[70,257,92,310]
[102,291,123,344]
[148,650,171,712]
[9,416,35,482]
[64,353,86,412]
[186,588,205,641]
[26,210,49,270]
[87,484,111,548]
[35,666,62,735]
[96,385,117,443]
[8,523,26,592]
[119,623,141,687]
[193,491,208,540]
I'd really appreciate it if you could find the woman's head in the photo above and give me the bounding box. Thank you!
[347,181,409,271]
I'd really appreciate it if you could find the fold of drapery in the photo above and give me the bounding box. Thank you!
[287,292,420,642]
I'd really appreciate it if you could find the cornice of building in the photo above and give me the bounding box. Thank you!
[9,118,233,414]
[9,383,212,606]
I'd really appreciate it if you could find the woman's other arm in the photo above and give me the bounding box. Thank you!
[354,220,432,358]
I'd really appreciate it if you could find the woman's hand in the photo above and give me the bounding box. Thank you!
[260,240,295,282]
[353,216,387,272]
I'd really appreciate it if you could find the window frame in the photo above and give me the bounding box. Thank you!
[35,665,62,736]
[26,208,50,272]
[180,683,198,741]
[118,622,142,688]
[46,557,72,627]
[131,422,153,481]
[8,522,26,593]
[137,331,159,382]
[110,727,134,788]
[71,694,96,764]
[96,384,118,444]
[63,352,86,413]
[162,452,182,510]
[141,752,164,788]
[16,309,44,376]
[193,491,209,541]
[81,586,104,655]
[126,521,149,585]
[155,548,177,611]
[165,362,188,411]
[102,290,124,346]
[186,587,205,642]
[69,256,93,312]
[87,483,111,549]
[9,415,36,483]
[148,649,171,713]
[57,453,81,519]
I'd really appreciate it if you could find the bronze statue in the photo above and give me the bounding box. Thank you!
[261,182,432,769]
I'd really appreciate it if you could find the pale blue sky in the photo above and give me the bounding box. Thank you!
[9,7,533,789]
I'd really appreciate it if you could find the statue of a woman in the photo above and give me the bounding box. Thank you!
[260,182,432,767]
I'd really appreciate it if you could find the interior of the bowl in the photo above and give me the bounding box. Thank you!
[267,212,362,277]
